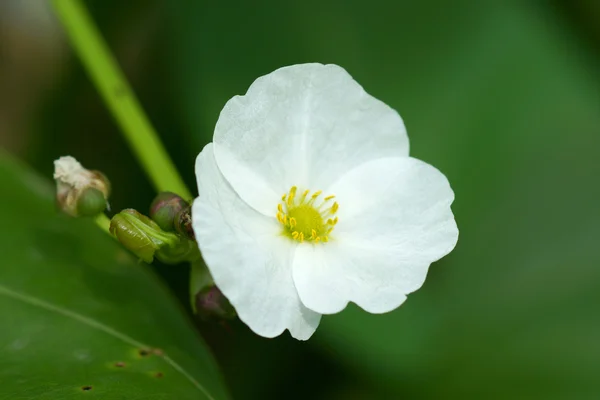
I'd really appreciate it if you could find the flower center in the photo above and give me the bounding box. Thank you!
[277,186,339,243]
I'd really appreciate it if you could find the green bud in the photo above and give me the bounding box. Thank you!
[155,236,200,264]
[77,187,108,217]
[109,209,179,263]
[149,192,189,232]
[175,205,195,241]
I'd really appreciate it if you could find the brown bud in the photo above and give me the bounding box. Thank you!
[195,285,236,321]
[149,192,189,232]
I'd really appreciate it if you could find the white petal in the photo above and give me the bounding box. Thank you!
[293,157,458,314]
[193,143,321,340]
[213,63,409,216]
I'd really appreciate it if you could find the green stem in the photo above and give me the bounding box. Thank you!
[95,213,111,235]
[52,0,192,200]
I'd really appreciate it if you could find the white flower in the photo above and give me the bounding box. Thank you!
[192,63,458,340]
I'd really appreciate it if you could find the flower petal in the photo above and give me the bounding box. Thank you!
[193,143,321,340]
[213,63,409,216]
[292,157,458,314]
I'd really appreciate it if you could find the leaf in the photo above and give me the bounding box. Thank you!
[0,153,229,399]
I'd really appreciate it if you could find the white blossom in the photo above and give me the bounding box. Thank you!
[192,63,458,340]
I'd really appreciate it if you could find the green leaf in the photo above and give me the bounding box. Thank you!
[0,153,228,399]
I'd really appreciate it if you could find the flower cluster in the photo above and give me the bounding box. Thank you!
[192,64,458,340]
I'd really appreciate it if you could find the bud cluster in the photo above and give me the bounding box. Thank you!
[109,192,198,264]
[52,157,234,322]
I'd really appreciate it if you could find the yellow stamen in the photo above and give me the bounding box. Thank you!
[287,186,297,207]
[300,189,309,202]
[277,186,340,244]
[330,202,339,214]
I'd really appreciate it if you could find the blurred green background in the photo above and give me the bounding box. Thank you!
[2,0,600,398]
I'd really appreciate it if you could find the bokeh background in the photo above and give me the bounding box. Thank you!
[2,0,600,398]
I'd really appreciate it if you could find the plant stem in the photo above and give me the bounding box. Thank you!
[95,213,112,235]
[52,0,192,200]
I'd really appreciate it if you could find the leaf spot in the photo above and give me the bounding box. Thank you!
[155,372,164,378]
[114,361,126,368]
[152,348,164,356]
[81,386,93,391]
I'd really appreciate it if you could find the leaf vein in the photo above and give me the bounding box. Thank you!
[0,283,214,400]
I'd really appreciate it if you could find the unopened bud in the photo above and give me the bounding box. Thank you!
[195,285,236,321]
[155,236,200,264]
[149,192,189,232]
[175,205,195,241]
[190,261,235,320]
[54,156,110,217]
[110,209,199,264]
[77,188,107,217]
[109,209,178,263]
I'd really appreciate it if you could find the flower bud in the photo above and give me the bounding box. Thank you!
[109,209,178,263]
[175,205,195,241]
[110,209,199,264]
[190,261,236,320]
[149,192,189,232]
[195,285,236,321]
[54,156,110,217]
[77,187,107,217]
[155,236,200,264]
